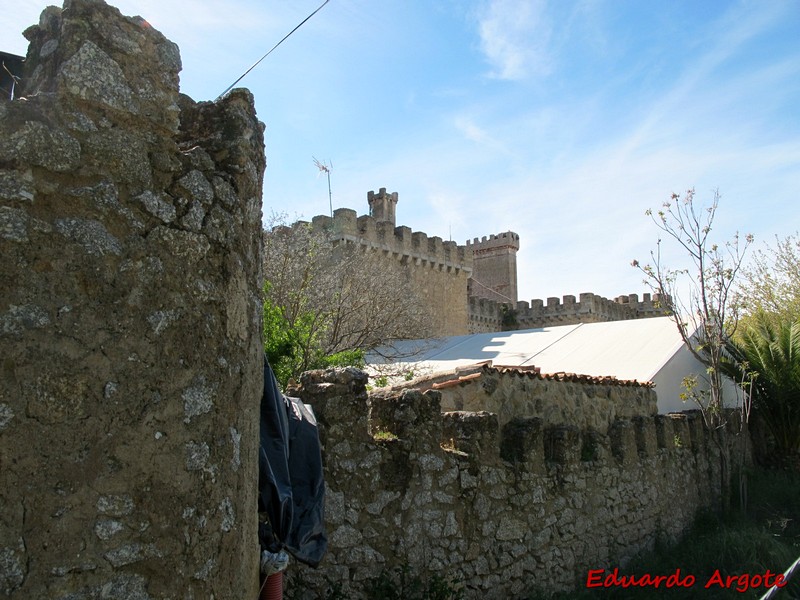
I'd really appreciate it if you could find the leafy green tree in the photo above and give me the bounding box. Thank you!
[739,232,800,328]
[729,232,800,467]
[726,319,800,462]
[262,281,334,387]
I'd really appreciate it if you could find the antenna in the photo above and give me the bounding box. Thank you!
[313,157,333,217]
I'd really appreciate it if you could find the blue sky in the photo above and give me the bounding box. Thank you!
[4,0,799,302]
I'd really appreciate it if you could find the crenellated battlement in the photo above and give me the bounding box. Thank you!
[290,190,473,335]
[289,367,748,598]
[466,231,521,252]
[517,291,669,326]
[309,205,473,273]
[468,296,506,332]
[280,189,670,341]
[469,291,669,332]
[299,365,716,476]
[367,187,399,225]
[467,231,520,305]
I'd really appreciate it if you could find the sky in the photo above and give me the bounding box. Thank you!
[3,0,799,302]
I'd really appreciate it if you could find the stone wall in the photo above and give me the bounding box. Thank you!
[467,232,520,306]
[516,292,669,329]
[309,202,473,337]
[0,2,264,598]
[470,292,670,333]
[429,365,657,432]
[284,367,743,599]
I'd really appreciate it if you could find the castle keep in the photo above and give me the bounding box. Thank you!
[467,231,520,305]
[300,190,668,336]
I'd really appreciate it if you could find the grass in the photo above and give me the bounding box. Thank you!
[372,429,399,442]
[531,468,800,599]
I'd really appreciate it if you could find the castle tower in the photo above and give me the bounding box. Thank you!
[467,232,520,305]
[367,187,399,226]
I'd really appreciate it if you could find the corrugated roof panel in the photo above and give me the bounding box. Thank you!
[369,317,683,383]
[523,318,684,382]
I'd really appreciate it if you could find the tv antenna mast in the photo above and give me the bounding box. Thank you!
[313,157,333,217]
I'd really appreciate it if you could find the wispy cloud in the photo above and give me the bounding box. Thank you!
[4,0,796,304]
[476,0,552,80]
[453,115,514,157]
[616,1,792,158]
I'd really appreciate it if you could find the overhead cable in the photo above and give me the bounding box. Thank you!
[216,0,331,101]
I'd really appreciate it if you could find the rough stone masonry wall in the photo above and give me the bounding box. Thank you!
[285,368,743,599]
[426,366,657,436]
[310,206,473,337]
[0,2,264,598]
[466,232,519,306]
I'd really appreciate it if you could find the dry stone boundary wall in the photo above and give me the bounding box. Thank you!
[287,367,742,599]
[0,1,265,598]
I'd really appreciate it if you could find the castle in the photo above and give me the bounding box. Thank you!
[1,4,742,598]
[303,188,668,336]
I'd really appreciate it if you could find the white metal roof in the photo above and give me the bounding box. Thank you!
[369,317,686,384]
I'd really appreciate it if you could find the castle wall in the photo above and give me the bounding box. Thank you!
[0,3,264,597]
[310,206,473,337]
[469,292,670,333]
[285,367,746,599]
[469,296,506,333]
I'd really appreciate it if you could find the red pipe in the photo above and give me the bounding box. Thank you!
[260,572,283,600]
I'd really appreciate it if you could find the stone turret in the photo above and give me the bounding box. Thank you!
[367,187,398,225]
[467,231,520,305]
[1,2,264,597]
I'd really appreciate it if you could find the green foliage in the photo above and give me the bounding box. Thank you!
[500,304,518,330]
[727,318,800,459]
[263,281,318,386]
[739,232,800,327]
[372,429,399,441]
[263,281,365,388]
[320,348,365,369]
[733,234,800,463]
[365,564,463,600]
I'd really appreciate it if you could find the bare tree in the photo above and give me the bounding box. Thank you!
[633,189,753,510]
[262,214,432,383]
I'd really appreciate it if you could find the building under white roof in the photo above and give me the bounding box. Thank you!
[367,317,742,414]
